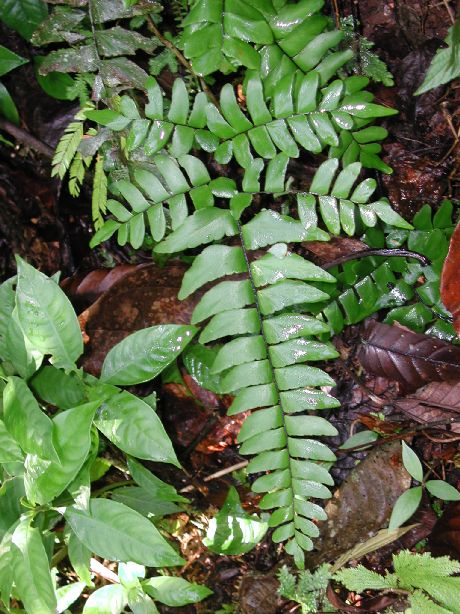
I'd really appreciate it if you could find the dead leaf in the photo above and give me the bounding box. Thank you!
[239,573,280,614]
[327,584,397,613]
[307,441,411,567]
[78,262,198,375]
[359,321,460,392]
[395,381,460,433]
[62,265,139,311]
[441,221,460,336]
[304,236,367,265]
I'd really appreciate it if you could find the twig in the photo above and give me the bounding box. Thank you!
[146,15,220,108]
[90,558,120,584]
[179,460,249,493]
[442,0,456,24]
[331,0,341,29]
[0,119,54,158]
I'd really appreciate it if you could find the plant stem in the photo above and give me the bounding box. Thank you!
[0,119,54,158]
[322,248,429,269]
[146,15,220,107]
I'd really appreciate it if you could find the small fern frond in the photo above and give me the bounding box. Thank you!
[52,120,84,180]
[68,152,92,197]
[394,551,460,584]
[92,155,107,231]
[334,565,395,593]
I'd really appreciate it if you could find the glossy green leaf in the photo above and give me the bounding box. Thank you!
[82,584,128,614]
[251,250,335,286]
[155,208,238,253]
[30,365,86,409]
[401,442,423,482]
[3,376,57,461]
[388,486,423,530]
[199,308,260,344]
[242,209,326,249]
[192,280,255,323]
[211,335,267,373]
[258,279,330,315]
[127,458,187,503]
[269,338,339,368]
[0,420,23,463]
[143,576,212,606]
[203,486,268,555]
[415,22,460,95]
[95,391,180,466]
[24,402,98,505]
[11,521,57,614]
[68,530,93,588]
[101,325,196,385]
[0,45,28,77]
[56,581,85,614]
[275,365,334,390]
[425,480,460,501]
[228,383,278,415]
[0,0,48,40]
[220,360,272,393]
[65,498,184,567]
[263,314,330,343]
[15,256,83,369]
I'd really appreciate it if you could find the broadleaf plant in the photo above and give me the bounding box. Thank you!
[0,258,214,612]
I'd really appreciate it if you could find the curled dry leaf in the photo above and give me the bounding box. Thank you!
[359,321,460,392]
[61,265,139,311]
[239,573,280,614]
[327,583,397,613]
[307,441,411,567]
[395,380,460,433]
[440,221,460,335]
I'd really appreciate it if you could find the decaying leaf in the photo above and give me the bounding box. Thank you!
[77,263,199,375]
[441,221,460,336]
[359,321,460,391]
[307,442,411,567]
[395,380,460,433]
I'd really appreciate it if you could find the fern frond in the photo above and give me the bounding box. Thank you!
[394,551,460,584]
[92,155,107,231]
[68,152,92,197]
[156,212,343,568]
[409,589,452,614]
[90,153,240,249]
[334,565,395,593]
[52,120,84,180]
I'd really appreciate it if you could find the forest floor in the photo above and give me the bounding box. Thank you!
[1,1,460,612]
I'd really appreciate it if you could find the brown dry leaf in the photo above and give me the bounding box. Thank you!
[395,380,460,433]
[441,221,460,336]
[78,262,198,375]
[359,321,460,392]
[62,265,139,311]
[327,584,397,613]
[239,573,280,614]
[304,236,367,265]
[307,441,411,567]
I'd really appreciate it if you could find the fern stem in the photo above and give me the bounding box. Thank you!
[146,15,220,108]
[322,248,429,269]
[237,220,296,517]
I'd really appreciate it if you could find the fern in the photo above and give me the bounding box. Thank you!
[341,16,394,87]
[278,564,334,613]
[335,551,460,614]
[92,154,108,231]
[52,113,85,180]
